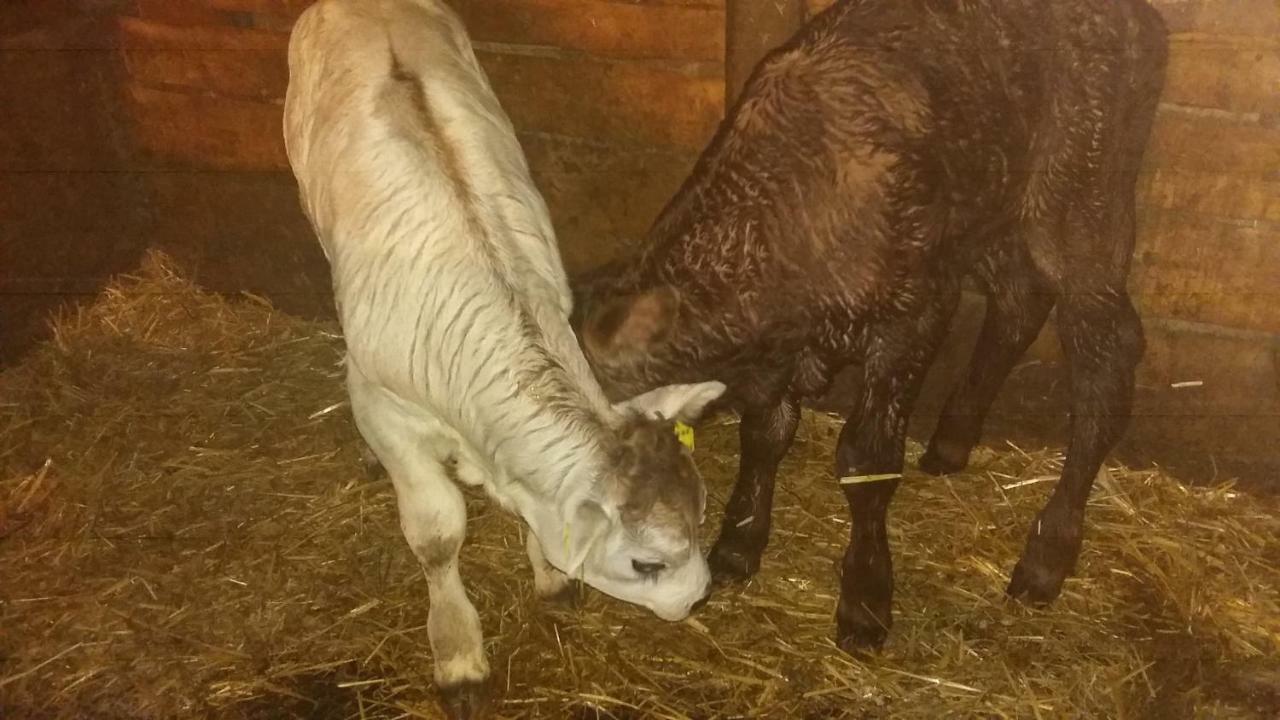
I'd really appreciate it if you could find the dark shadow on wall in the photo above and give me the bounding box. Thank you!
[815,293,1280,496]
[0,0,332,369]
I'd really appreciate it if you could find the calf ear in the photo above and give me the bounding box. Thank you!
[562,500,611,577]
[615,381,727,423]
[581,286,680,360]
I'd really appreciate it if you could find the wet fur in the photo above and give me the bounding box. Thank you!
[574,0,1168,652]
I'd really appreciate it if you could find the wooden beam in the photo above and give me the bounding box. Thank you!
[118,17,290,101]
[124,83,288,170]
[451,0,725,62]
[725,0,804,107]
[476,51,723,151]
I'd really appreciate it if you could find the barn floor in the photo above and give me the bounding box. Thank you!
[2,255,1278,719]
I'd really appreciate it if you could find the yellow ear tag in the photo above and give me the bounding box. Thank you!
[674,421,695,451]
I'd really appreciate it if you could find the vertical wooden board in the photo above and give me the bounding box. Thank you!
[1163,35,1280,115]
[477,52,724,150]
[118,18,289,100]
[450,0,724,61]
[1131,209,1280,333]
[124,83,287,170]
[726,0,804,103]
[520,134,698,272]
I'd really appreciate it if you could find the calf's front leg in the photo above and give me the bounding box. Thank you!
[836,290,956,653]
[349,376,489,720]
[709,395,800,582]
[526,531,578,605]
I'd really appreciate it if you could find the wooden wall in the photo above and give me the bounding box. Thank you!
[112,0,1279,402]
[116,0,724,272]
[0,0,148,365]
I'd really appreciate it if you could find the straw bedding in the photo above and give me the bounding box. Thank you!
[2,254,1278,719]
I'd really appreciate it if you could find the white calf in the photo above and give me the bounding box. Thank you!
[283,0,723,716]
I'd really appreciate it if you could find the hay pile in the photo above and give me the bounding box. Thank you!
[2,254,1278,719]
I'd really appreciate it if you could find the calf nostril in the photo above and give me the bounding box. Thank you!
[690,594,710,613]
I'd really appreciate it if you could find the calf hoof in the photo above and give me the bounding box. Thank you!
[439,680,490,720]
[708,541,762,584]
[918,439,970,476]
[1006,558,1066,605]
[835,599,891,655]
[836,616,889,656]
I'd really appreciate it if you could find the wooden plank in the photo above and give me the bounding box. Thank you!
[204,0,314,18]
[449,0,724,61]
[134,0,725,51]
[811,0,1280,39]
[134,0,229,26]
[124,83,287,170]
[1163,34,1280,115]
[1134,320,1277,406]
[1147,0,1280,37]
[726,0,804,103]
[1141,168,1280,223]
[1131,208,1280,334]
[520,133,698,272]
[1145,110,1280,175]
[478,51,723,150]
[118,17,289,101]
[805,0,835,17]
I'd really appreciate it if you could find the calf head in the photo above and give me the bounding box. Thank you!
[562,381,725,621]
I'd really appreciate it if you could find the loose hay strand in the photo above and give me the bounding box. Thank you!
[2,252,1278,719]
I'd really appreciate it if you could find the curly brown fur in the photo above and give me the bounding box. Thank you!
[573,0,1167,652]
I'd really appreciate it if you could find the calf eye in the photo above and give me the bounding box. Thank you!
[632,559,667,576]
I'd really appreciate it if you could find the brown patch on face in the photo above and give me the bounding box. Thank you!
[607,415,703,541]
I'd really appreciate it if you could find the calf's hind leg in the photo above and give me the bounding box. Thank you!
[1007,284,1142,602]
[921,247,1055,475]
[348,374,489,720]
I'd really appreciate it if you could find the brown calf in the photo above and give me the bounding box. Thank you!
[572,0,1168,652]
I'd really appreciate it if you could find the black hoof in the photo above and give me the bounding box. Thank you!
[708,540,761,584]
[918,440,969,476]
[836,620,889,656]
[1006,559,1066,605]
[836,598,891,656]
[439,680,489,720]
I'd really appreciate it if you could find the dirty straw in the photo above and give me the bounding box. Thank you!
[2,253,1277,719]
